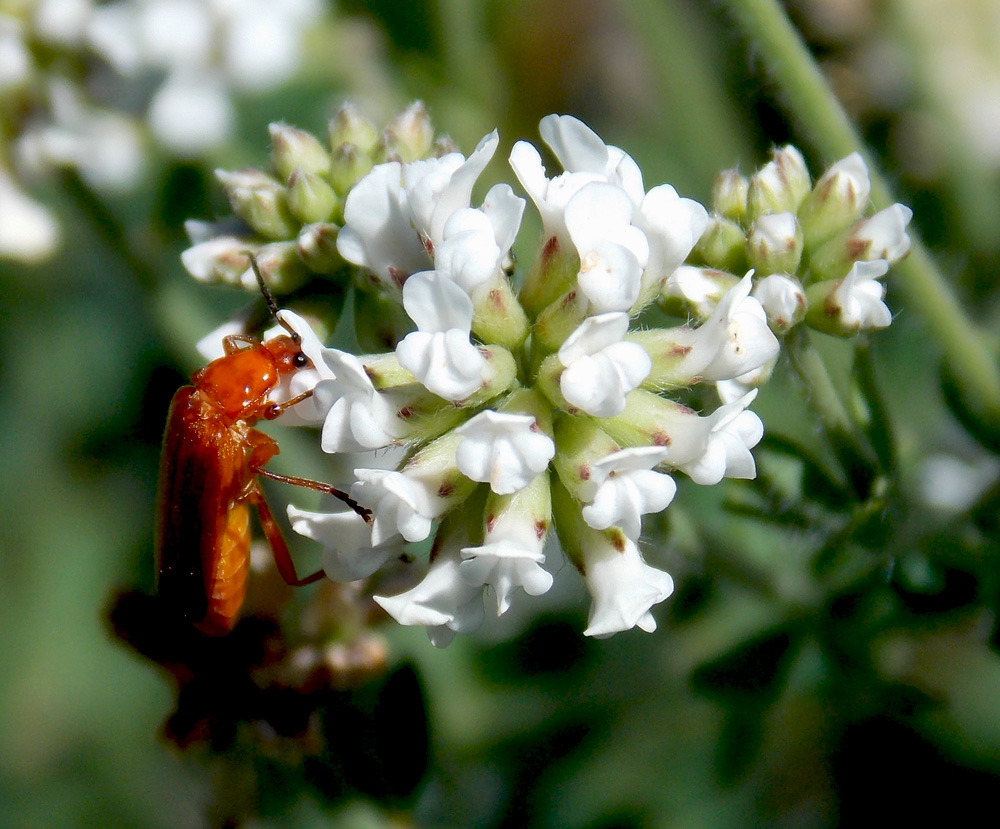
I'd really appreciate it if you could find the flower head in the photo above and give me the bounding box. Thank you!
[183,109,907,647]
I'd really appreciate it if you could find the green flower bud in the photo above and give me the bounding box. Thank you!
[712,168,749,222]
[518,235,579,318]
[533,288,587,353]
[471,275,531,350]
[269,122,331,181]
[746,145,811,220]
[383,101,434,163]
[286,168,339,224]
[659,266,740,321]
[243,241,309,294]
[328,142,374,196]
[797,152,871,249]
[483,471,552,547]
[499,388,555,436]
[296,222,345,274]
[745,212,803,276]
[328,103,379,156]
[690,214,749,273]
[215,168,299,240]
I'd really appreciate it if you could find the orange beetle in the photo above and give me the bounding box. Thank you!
[155,257,369,635]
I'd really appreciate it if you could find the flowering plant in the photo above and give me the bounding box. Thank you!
[186,104,912,645]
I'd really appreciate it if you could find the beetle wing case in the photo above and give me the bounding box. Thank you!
[156,387,251,634]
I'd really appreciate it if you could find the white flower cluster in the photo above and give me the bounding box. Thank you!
[0,0,322,260]
[670,146,913,356]
[266,114,791,644]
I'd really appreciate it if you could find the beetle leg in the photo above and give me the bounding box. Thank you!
[248,486,326,587]
[222,333,258,355]
[254,466,372,522]
[263,388,315,420]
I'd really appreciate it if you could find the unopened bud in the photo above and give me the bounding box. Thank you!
[471,275,530,350]
[798,152,871,248]
[328,142,374,195]
[237,241,309,294]
[753,273,805,331]
[215,168,299,240]
[712,169,749,222]
[181,225,258,286]
[690,214,748,273]
[286,168,339,224]
[746,146,810,220]
[746,212,803,276]
[269,122,331,181]
[660,266,741,321]
[328,102,379,155]
[296,222,345,273]
[383,101,434,162]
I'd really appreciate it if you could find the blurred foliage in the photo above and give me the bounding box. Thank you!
[3,0,1000,826]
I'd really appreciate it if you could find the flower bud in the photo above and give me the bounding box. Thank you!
[533,288,587,352]
[745,212,803,276]
[660,266,741,321]
[518,234,580,319]
[752,273,805,331]
[215,168,299,240]
[286,168,339,224]
[712,168,748,222]
[471,276,531,350]
[746,146,810,220]
[181,221,258,285]
[296,222,345,273]
[328,103,379,156]
[805,260,891,336]
[269,122,331,181]
[690,214,748,273]
[383,101,434,163]
[237,241,309,293]
[328,142,374,196]
[797,152,871,249]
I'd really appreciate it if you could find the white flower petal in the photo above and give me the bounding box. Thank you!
[337,161,429,287]
[351,468,441,545]
[582,536,674,638]
[454,410,555,494]
[375,550,485,647]
[580,446,675,539]
[287,503,398,581]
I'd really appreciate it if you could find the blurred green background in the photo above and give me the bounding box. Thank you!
[4,0,1000,826]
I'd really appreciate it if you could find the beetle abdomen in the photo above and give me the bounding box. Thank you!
[196,503,251,636]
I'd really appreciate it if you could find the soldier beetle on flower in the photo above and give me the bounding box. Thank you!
[155,255,370,635]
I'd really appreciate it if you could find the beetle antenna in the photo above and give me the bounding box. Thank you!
[246,252,299,341]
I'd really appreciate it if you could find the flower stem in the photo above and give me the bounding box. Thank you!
[718,0,1000,417]
[785,329,853,437]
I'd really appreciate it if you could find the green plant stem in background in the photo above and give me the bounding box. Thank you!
[717,0,1000,418]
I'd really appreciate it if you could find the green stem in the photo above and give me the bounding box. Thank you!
[785,329,853,437]
[718,0,1000,417]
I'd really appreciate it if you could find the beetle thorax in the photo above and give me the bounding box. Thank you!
[193,344,279,421]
